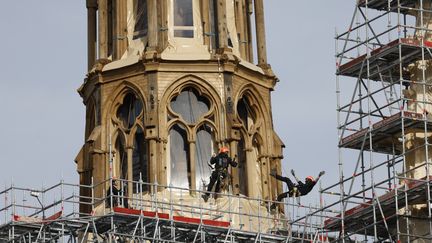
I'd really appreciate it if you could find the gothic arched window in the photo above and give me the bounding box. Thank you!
[168,87,216,190]
[113,92,149,193]
[235,95,261,197]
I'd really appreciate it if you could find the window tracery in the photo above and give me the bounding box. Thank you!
[112,92,149,193]
[167,87,216,190]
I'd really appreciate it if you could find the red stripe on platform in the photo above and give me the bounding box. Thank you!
[203,219,230,228]
[173,215,230,228]
[113,207,156,217]
[45,211,62,221]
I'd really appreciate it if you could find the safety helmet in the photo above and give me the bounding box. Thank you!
[306,176,315,182]
[219,147,229,153]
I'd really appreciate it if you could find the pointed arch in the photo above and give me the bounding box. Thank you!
[160,74,222,138]
[104,80,147,123]
[161,74,222,190]
[234,84,271,197]
[235,84,273,152]
[105,81,150,196]
[235,84,270,126]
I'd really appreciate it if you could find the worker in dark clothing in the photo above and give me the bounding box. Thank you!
[202,147,237,202]
[270,169,325,210]
[106,177,128,208]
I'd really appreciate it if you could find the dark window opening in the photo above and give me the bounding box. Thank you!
[116,93,143,130]
[237,136,248,196]
[116,134,127,181]
[132,126,148,192]
[237,98,248,128]
[228,36,233,48]
[237,97,255,129]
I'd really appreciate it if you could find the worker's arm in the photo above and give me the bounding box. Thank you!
[210,154,217,164]
[291,169,301,183]
[229,156,238,167]
[316,171,325,182]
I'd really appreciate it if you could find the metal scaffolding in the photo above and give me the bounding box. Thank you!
[0,178,329,243]
[313,0,432,242]
[5,1,432,242]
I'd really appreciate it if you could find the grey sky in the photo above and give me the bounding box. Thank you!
[0,1,355,207]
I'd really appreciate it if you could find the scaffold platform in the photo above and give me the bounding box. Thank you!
[0,214,89,242]
[1,181,320,243]
[339,111,430,154]
[332,0,432,241]
[324,176,432,237]
[337,38,432,82]
[358,0,417,14]
[91,205,296,242]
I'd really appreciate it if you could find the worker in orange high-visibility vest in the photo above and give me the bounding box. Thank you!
[202,147,237,202]
[270,169,325,210]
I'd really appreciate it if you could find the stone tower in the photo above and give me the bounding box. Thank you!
[398,2,432,241]
[76,0,284,213]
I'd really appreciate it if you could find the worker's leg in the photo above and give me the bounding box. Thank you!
[214,179,222,196]
[203,172,218,202]
[276,192,289,202]
[205,172,218,196]
[285,178,295,192]
[271,191,289,211]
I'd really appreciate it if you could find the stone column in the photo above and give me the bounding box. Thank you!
[87,0,97,70]
[126,147,133,201]
[260,155,270,201]
[397,2,432,241]
[189,142,197,193]
[146,139,156,183]
[201,0,211,49]
[98,0,108,59]
[216,0,228,49]
[253,0,267,66]
[236,0,247,59]
[246,147,258,198]
[158,0,169,52]
[147,0,158,51]
[115,0,127,59]
[230,139,240,195]
[246,0,254,62]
